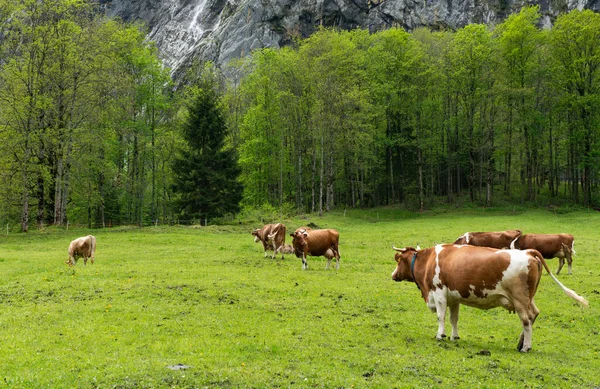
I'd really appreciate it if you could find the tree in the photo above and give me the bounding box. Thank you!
[172,75,243,223]
[447,24,495,203]
[495,6,543,201]
[549,10,600,206]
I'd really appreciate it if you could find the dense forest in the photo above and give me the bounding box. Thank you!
[1,1,599,231]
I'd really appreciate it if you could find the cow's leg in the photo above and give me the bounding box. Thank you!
[449,303,460,340]
[566,249,573,275]
[302,253,308,270]
[556,257,565,275]
[324,249,334,270]
[84,255,88,265]
[433,291,448,340]
[516,300,538,352]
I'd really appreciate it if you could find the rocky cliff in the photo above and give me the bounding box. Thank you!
[101,0,599,76]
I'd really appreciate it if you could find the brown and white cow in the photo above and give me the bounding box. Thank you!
[66,235,97,266]
[454,229,521,249]
[511,233,575,275]
[251,223,286,259]
[290,228,340,270]
[391,244,588,352]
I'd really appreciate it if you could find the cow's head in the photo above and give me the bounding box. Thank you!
[251,229,261,243]
[291,229,309,258]
[391,246,418,282]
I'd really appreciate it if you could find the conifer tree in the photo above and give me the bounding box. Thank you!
[172,81,243,223]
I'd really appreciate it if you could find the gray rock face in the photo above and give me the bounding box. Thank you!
[101,0,599,76]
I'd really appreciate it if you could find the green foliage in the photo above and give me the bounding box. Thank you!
[0,209,598,386]
[0,0,175,229]
[232,8,600,213]
[172,76,243,222]
[2,3,600,228]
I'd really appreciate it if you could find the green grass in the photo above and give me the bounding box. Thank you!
[0,209,599,388]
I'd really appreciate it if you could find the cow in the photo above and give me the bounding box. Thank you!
[391,244,588,352]
[251,223,286,259]
[290,228,340,270]
[454,229,522,249]
[66,235,97,266]
[280,244,295,255]
[511,233,575,275]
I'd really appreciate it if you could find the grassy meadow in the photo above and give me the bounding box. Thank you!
[0,208,599,388]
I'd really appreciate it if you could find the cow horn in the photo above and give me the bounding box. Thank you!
[392,246,406,252]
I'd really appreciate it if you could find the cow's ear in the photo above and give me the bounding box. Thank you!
[394,252,403,263]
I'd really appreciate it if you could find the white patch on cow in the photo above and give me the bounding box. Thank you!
[433,245,444,288]
[254,236,260,243]
[465,232,471,244]
[502,249,529,281]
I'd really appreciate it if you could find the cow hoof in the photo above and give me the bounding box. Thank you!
[451,336,460,341]
[436,335,447,341]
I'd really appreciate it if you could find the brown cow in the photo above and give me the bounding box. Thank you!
[511,233,575,275]
[290,228,340,270]
[66,235,96,266]
[454,229,522,249]
[391,244,588,352]
[251,223,286,259]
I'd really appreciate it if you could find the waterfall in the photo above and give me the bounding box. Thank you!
[188,0,208,38]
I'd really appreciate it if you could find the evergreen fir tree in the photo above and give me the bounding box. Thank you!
[172,82,243,223]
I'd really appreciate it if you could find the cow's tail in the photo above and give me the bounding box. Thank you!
[532,250,588,307]
[510,236,519,249]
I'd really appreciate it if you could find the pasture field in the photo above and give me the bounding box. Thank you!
[0,208,599,388]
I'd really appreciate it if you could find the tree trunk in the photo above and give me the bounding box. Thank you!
[37,171,44,229]
[417,147,424,212]
[319,133,324,216]
[54,158,64,225]
[21,150,30,233]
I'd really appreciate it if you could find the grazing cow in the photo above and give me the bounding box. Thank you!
[511,233,575,275]
[251,223,286,259]
[280,244,295,255]
[291,228,340,270]
[66,235,97,266]
[454,229,522,249]
[391,244,588,352]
